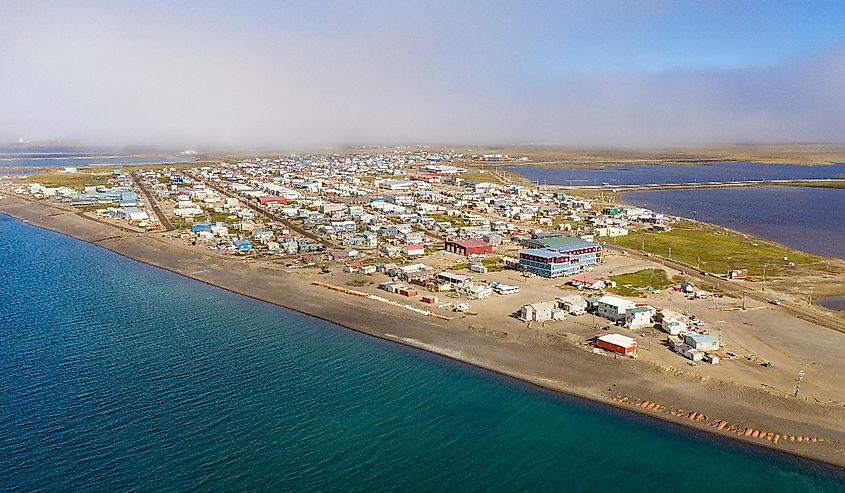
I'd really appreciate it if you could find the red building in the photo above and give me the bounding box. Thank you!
[445,239,493,257]
[258,196,288,205]
[596,334,637,355]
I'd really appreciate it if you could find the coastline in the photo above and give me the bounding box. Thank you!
[2,195,845,470]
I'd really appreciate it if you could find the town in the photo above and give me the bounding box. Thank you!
[15,149,796,374]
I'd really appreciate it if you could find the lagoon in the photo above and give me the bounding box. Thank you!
[507,162,845,186]
[619,186,845,260]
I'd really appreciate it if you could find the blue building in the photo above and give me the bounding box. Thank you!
[234,239,252,252]
[518,237,602,278]
[119,191,138,207]
[191,223,212,233]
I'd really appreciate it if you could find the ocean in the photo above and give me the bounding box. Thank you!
[506,161,845,186]
[2,214,844,492]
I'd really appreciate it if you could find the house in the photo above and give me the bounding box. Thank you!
[518,301,565,322]
[558,294,587,315]
[625,306,655,329]
[460,282,492,300]
[595,226,628,237]
[684,333,720,351]
[569,275,607,290]
[445,239,493,257]
[403,244,425,256]
[661,316,688,335]
[594,296,636,323]
[668,336,705,361]
[597,334,637,355]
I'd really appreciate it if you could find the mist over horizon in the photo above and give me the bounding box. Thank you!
[3,1,845,150]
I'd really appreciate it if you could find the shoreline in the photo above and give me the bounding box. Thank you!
[2,195,845,470]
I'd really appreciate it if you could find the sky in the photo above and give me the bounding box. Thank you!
[2,0,845,149]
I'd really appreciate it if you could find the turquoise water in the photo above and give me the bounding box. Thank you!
[2,215,844,492]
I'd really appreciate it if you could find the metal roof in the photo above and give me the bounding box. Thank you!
[598,333,637,347]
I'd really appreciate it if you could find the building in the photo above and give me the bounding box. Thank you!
[403,244,425,256]
[594,295,637,323]
[596,334,637,355]
[668,336,704,361]
[518,236,602,278]
[684,333,720,351]
[569,275,608,290]
[191,223,212,233]
[558,294,587,315]
[119,191,139,207]
[114,207,149,221]
[445,239,493,257]
[657,309,689,335]
[625,306,655,329]
[519,301,564,322]
[257,196,288,206]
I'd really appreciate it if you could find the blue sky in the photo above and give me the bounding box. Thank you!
[1,1,845,147]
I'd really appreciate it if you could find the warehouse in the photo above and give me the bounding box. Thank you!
[445,239,493,257]
[596,334,637,355]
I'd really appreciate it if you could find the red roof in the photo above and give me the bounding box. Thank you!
[258,196,288,205]
[449,239,490,248]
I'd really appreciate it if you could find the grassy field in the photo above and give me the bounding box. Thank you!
[27,169,114,189]
[611,220,820,279]
[771,180,845,189]
[428,213,470,227]
[608,268,672,296]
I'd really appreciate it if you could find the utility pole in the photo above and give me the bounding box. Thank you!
[762,263,769,291]
[717,320,725,344]
[668,247,672,259]
[793,369,806,398]
[807,286,815,305]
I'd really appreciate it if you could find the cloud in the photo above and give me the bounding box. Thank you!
[1,1,844,149]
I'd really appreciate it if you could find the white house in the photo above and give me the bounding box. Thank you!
[594,295,637,323]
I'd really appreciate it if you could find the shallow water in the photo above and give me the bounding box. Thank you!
[620,186,845,259]
[508,161,845,186]
[2,215,844,492]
